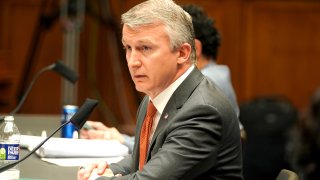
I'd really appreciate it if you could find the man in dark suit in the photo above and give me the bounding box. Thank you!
[78,0,242,179]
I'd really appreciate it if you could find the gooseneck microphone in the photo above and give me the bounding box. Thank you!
[0,98,98,173]
[51,60,79,84]
[9,60,79,116]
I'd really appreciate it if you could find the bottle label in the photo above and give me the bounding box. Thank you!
[0,144,20,160]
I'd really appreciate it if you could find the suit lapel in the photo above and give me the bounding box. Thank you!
[147,68,204,159]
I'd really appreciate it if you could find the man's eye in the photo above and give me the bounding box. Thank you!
[141,46,150,51]
[123,46,131,51]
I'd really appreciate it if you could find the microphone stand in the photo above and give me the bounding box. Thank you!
[0,63,51,120]
[0,60,79,121]
[10,64,54,115]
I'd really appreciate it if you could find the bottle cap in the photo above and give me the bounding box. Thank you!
[4,116,14,121]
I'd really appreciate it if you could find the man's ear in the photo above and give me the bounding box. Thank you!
[177,43,192,64]
[194,39,202,59]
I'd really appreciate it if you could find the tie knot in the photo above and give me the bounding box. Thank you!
[146,101,157,117]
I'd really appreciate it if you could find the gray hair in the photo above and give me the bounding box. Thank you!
[121,0,196,63]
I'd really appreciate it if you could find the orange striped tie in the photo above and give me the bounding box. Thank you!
[139,101,157,170]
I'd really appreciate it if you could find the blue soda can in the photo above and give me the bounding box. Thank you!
[61,105,78,138]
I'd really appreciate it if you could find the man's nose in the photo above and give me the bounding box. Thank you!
[127,50,142,67]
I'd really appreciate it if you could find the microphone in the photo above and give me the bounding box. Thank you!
[6,60,79,117]
[51,60,79,84]
[0,98,98,173]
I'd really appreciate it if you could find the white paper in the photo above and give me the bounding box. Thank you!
[20,135,45,151]
[41,156,124,167]
[20,135,129,158]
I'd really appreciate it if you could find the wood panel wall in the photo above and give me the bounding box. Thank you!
[241,1,320,110]
[0,0,12,109]
[1,0,320,134]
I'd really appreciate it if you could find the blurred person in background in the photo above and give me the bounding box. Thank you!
[183,4,239,118]
[289,87,320,180]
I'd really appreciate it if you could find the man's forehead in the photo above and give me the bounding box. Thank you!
[122,38,153,45]
[122,24,168,44]
[123,23,162,33]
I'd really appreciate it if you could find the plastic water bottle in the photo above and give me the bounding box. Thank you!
[0,116,20,180]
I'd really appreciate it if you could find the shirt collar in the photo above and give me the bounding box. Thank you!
[151,65,195,114]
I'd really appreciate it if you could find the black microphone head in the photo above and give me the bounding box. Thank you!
[52,60,79,84]
[70,98,99,129]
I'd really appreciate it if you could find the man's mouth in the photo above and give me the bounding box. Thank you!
[133,75,147,81]
[134,75,146,78]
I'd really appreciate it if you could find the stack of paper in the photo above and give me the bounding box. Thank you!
[41,156,124,167]
[20,135,45,150]
[20,135,129,158]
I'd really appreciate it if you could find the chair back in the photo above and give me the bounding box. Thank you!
[240,96,298,180]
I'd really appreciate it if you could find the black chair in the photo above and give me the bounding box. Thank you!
[240,96,298,180]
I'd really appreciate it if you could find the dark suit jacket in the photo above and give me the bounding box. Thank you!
[98,68,242,180]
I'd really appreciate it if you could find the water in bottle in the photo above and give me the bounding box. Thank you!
[0,116,20,180]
